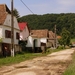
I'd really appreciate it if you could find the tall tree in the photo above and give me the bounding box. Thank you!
[59,28,71,47]
[13,8,20,18]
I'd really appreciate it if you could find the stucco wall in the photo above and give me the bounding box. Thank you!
[4,14,19,29]
[40,38,47,43]
[26,36,33,47]
[34,39,40,47]
[26,36,47,48]
[20,26,29,40]
[0,27,2,39]
[2,14,20,44]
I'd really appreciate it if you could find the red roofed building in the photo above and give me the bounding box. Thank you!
[18,22,30,40]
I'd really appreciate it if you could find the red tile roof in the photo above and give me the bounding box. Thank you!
[18,22,27,31]
[31,29,48,38]
[0,12,7,24]
[0,4,11,25]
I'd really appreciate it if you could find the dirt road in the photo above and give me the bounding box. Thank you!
[0,48,75,75]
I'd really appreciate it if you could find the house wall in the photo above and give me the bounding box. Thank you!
[2,14,20,44]
[26,36,41,47]
[14,29,20,44]
[26,37,48,47]
[20,26,29,40]
[35,39,40,47]
[26,36,33,47]
[4,14,19,29]
[0,27,2,39]
[40,38,47,43]
[0,14,20,56]
[48,39,59,48]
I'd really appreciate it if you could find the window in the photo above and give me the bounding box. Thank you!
[5,30,11,38]
[16,32,19,39]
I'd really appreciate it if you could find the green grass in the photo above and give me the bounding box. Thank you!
[71,38,75,43]
[63,52,75,75]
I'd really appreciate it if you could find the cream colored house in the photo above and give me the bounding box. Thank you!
[0,4,20,56]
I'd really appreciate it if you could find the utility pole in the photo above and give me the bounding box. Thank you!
[11,0,14,57]
[54,25,57,48]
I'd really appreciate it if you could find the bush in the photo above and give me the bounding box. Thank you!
[57,46,64,49]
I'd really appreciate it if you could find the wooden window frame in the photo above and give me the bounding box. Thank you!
[5,30,11,38]
[16,32,19,39]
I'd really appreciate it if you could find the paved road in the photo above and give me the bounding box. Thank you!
[0,48,75,75]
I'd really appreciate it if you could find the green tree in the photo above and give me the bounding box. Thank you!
[13,8,20,18]
[59,28,71,47]
[18,13,75,38]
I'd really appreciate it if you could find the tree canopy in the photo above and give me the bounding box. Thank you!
[18,13,75,38]
[13,8,20,18]
[59,28,71,46]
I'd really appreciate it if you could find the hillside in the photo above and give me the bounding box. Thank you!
[18,13,75,38]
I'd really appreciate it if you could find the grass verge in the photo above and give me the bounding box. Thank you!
[63,51,75,75]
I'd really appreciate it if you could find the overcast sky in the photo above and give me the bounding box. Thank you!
[0,0,75,16]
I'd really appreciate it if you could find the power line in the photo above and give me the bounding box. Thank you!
[20,0,34,14]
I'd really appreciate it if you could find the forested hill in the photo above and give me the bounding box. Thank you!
[18,13,75,38]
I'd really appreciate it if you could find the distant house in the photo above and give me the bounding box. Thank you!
[26,29,49,52]
[18,22,30,41]
[48,31,58,48]
[0,4,20,56]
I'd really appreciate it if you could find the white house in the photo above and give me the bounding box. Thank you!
[18,22,30,41]
[0,4,20,56]
[26,29,49,52]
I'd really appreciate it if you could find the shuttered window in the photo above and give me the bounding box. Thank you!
[16,32,19,39]
[5,30,11,38]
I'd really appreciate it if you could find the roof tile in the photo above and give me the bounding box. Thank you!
[0,4,10,25]
[18,22,27,31]
[31,29,48,38]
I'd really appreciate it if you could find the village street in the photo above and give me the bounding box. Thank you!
[0,48,75,75]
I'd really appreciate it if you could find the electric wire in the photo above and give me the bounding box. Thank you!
[20,0,34,14]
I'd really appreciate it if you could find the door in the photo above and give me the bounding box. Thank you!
[2,43,11,57]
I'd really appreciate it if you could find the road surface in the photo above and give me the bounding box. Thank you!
[0,48,75,75]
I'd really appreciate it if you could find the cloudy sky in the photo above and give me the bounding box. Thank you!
[0,0,75,16]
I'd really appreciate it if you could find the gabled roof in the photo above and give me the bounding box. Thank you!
[0,4,11,14]
[0,4,11,25]
[18,22,27,31]
[31,29,48,38]
[49,31,55,39]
